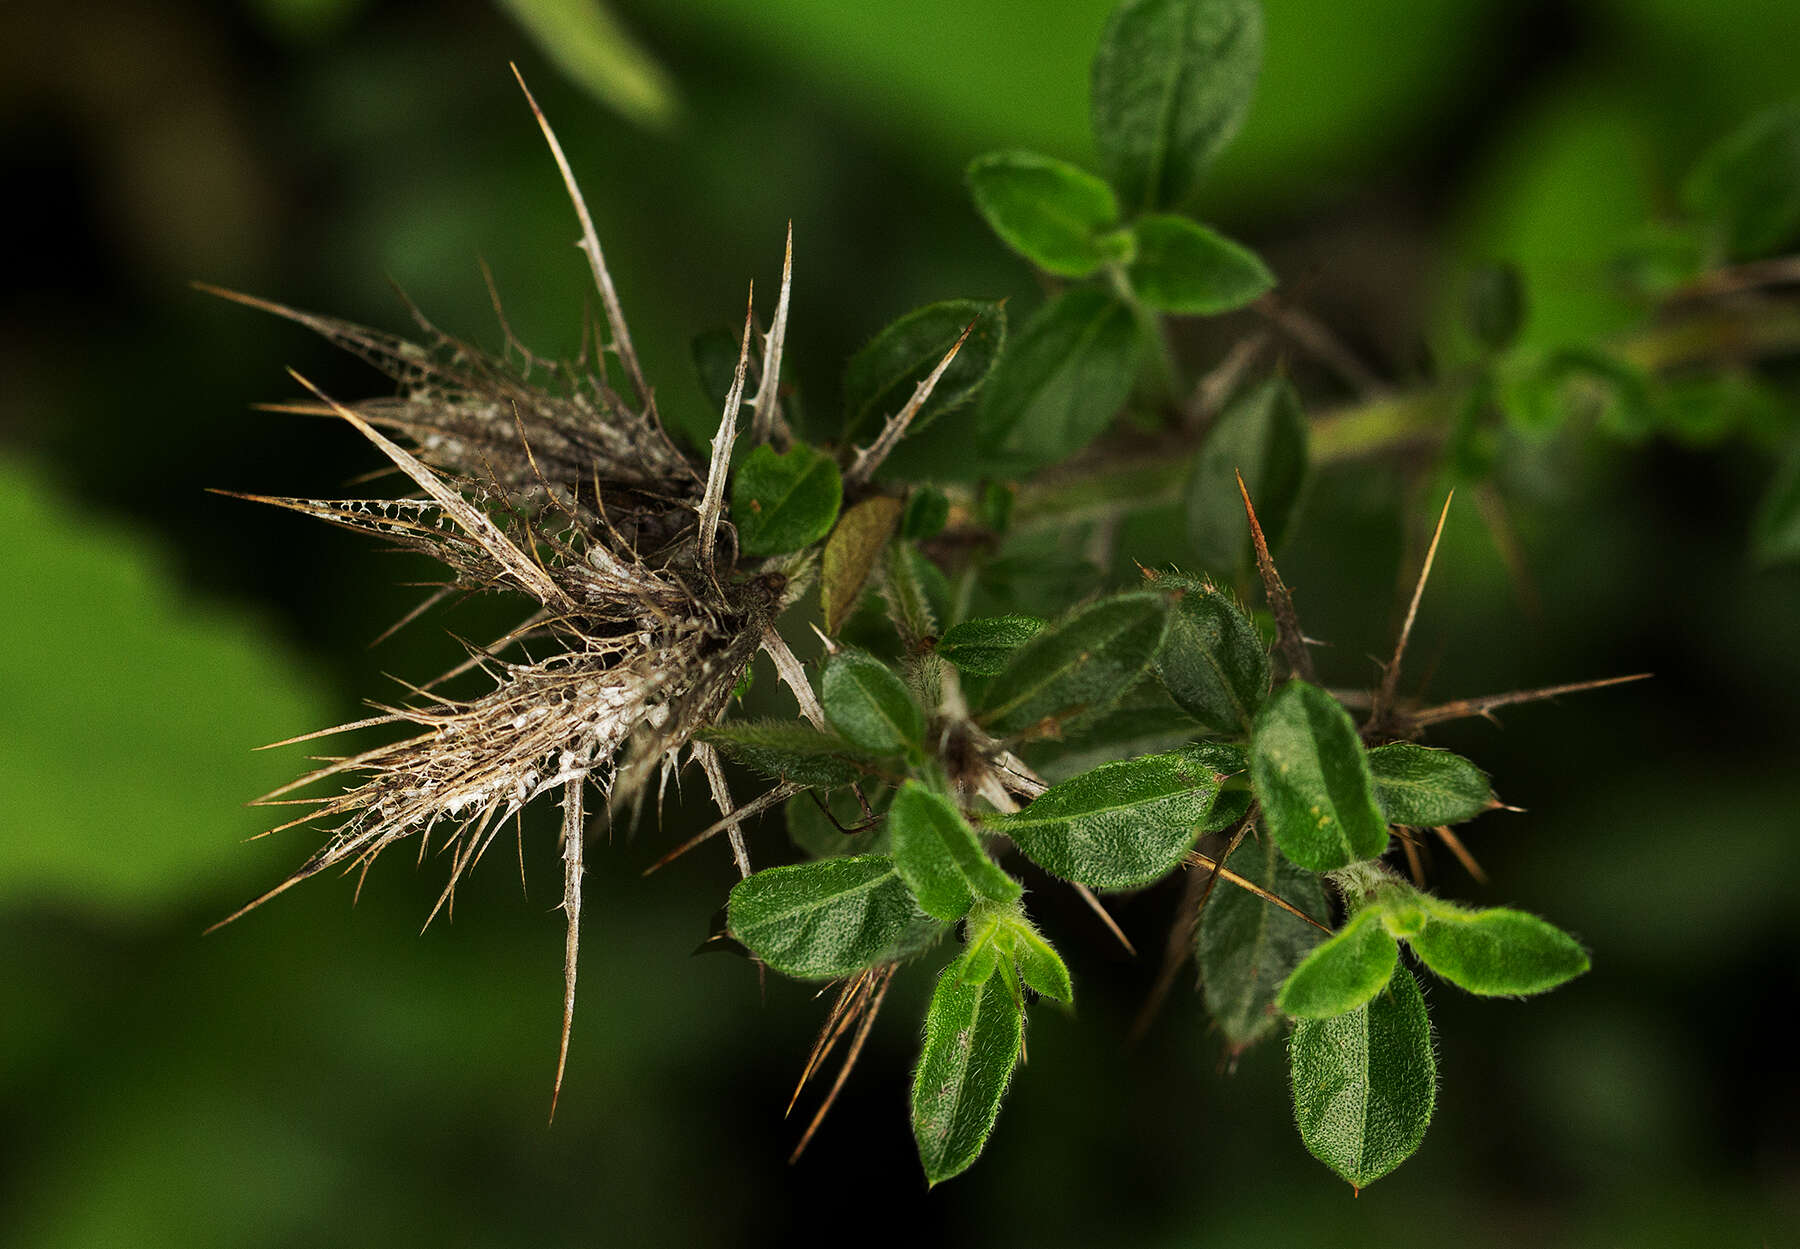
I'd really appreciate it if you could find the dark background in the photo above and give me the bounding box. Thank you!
[2,1,1797,1245]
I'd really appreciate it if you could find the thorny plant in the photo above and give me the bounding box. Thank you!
[211,0,1800,1189]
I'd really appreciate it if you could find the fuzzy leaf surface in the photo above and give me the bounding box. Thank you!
[821,496,902,633]
[1252,681,1389,872]
[698,721,878,787]
[911,953,1024,1184]
[1277,907,1400,1020]
[1185,375,1308,573]
[936,615,1046,677]
[1090,0,1262,213]
[728,855,934,980]
[1007,922,1073,1003]
[1151,570,1269,733]
[1409,904,1590,996]
[966,150,1123,277]
[730,442,842,557]
[985,745,1222,888]
[1289,965,1436,1190]
[1366,743,1495,827]
[1127,214,1273,314]
[888,782,1020,921]
[979,592,1169,735]
[843,299,1006,440]
[1199,834,1329,1052]
[976,287,1142,468]
[821,649,924,754]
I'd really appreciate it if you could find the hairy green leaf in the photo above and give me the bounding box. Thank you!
[986,744,1222,888]
[821,495,903,633]
[730,442,843,557]
[1151,570,1269,733]
[728,855,934,980]
[821,649,924,754]
[911,953,1025,1184]
[1127,214,1273,314]
[977,288,1142,468]
[1090,0,1262,213]
[1007,921,1073,1003]
[1409,904,1590,997]
[1289,965,1436,1190]
[936,614,1046,677]
[889,782,1020,921]
[843,299,1006,440]
[1252,681,1389,872]
[1366,743,1495,827]
[697,721,877,787]
[979,592,1169,735]
[1199,835,1329,1052]
[1682,99,1800,261]
[1277,907,1400,1020]
[967,150,1123,277]
[1185,376,1308,573]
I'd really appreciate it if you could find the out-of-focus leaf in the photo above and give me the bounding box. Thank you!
[692,326,743,416]
[498,0,678,129]
[1465,261,1525,353]
[0,458,332,917]
[888,781,1020,921]
[1199,834,1329,1052]
[1409,903,1590,996]
[786,788,889,859]
[1753,441,1800,566]
[901,486,950,541]
[1090,0,1263,213]
[843,300,1006,441]
[1185,376,1307,574]
[821,496,903,633]
[1126,214,1273,315]
[1289,966,1436,1190]
[966,151,1124,277]
[730,442,842,556]
[976,288,1142,468]
[1276,907,1399,1020]
[1251,681,1388,872]
[978,592,1169,736]
[985,745,1222,889]
[1682,99,1800,261]
[1366,743,1495,827]
[727,854,934,980]
[911,951,1024,1185]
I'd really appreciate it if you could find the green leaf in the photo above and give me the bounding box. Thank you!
[1199,835,1330,1052]
[1193,740,1254,832]
[820,495,903,634]
[935,615,1045,677]
[1366,743,1495,827]
[1289,966,1436,1190]
[1007,921,1073,1003]
[1184,376,1308,573]
[1753,440,1800,566]
[976,288,1142,468]
[1251,681,1389,872]
[1090,0,1263,213]
[1276,907,1400,1020]
[910,953,1025,1184]
[843,299,1006,441]
[888,782,1021,921]
[1465,262,1525,353]
[1682,99,1800,261]
[728,855,935,980]
[1150,570,1269,734]
[966,150,1123,278]
[1126,214,1273,315]
[786,789,888,859]
[730,442,843,557]
[1409,904,1590,997]
[985,745,1222,889]
[497,0,677,129]
[697,721,878,787]
[979,591,1169,736]
[821,649,924,755]
[901,486,951,541]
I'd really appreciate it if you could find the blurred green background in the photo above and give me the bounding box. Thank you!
[2,0,1798,1244]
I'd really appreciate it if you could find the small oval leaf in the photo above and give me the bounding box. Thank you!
[1150,570,1270,734]
[1199,835,1330,1053]
[1366,743,1495,827]
[821,649,924,754]
[936,614,1046,677]
[888,781,1021,921]
[966,150,1122,277]
[843,300,1006,441]
[821,495,903,634]
[1252,681,1389,872]
[1409,905,1590,997]
[731,441,843,557]
[728,855,936,980]
[1127,214,1273,315]
[1277,907,1400,1020]
[1289,965,1436,1190]
[697,721,875,787]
